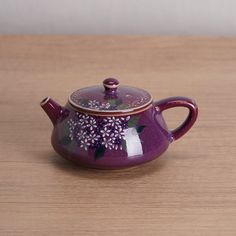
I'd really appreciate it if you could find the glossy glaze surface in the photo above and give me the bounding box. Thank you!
[40,79,198,169]
[50,104,172,169]
[69,78,152,113]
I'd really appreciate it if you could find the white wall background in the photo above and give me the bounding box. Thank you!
[0,0,236,35]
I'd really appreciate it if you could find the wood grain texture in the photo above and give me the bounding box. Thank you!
[0,36,236,236]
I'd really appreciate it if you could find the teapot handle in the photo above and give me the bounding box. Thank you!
[155,97,198,141]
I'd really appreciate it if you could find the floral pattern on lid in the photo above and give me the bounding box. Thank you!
[69,78,152,113]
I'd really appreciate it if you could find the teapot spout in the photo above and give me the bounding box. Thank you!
[40,97,62,125]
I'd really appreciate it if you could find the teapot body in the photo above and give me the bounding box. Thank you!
[51,103,172,169]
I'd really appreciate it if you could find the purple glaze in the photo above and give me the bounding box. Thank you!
[155,97,198,141]
[40,97,62,125]
[40,82,198,169]
[49,103,171,169]
[103,78,119,88]
[103,78,119,99]
[69,78,152,112]
[103,78,119,96]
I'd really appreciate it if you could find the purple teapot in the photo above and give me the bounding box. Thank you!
[41,78,198,169]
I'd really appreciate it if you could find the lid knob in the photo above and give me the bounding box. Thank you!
[103,78,119,95]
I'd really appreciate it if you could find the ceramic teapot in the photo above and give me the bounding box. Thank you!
[41,78,198,169]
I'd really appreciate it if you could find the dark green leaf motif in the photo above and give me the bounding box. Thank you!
[136,125,146,133]
[67,141,77,152]
[94,145,106,160]
[117,104,130,110]
[122,140,127,151]
[59,136,72,145]
[128,116,140,127]
[63,123,70,136]
[79,98,89,106]
[107,99,123,106]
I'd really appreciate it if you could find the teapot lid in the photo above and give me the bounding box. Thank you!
[68,78,152,113]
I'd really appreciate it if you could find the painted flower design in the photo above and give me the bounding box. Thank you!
[100,102,111,109]
[70,89,151,111]
[101,137,115,150]
[78,114,89,125]
[88,132,100,144]
[112,127,125,140]
[85,100,113,110]
[100,126,111,137]
[60,112,145,159]
[104,117,118,127]
[80,139,90,151]
[76,129,87,141]
[86,117,97,130]
[88,100,100,109]
[76,97,149,111]
[67,113,129,151]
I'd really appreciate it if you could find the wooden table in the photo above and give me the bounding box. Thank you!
[0,36,236,235]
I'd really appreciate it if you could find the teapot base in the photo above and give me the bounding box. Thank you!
[52,138,169,170]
